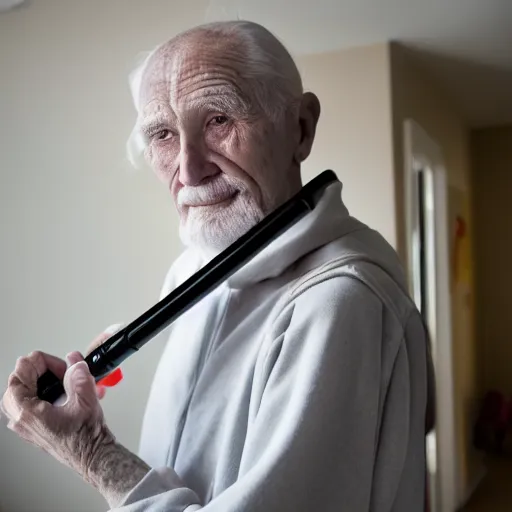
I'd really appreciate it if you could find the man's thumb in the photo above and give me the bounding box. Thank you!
[63,354,97,406]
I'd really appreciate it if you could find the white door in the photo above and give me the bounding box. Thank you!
[404,120,457,512]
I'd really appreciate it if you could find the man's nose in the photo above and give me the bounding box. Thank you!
[178,141,219,186]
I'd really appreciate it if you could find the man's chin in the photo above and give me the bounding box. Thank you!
[180,221,247,256]
[180,192,264,251]
[180,205,264,256]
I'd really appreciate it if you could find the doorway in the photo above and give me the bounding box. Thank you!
[404,120,457,512]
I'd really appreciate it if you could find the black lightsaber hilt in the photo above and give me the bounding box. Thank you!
[37,170,338,403]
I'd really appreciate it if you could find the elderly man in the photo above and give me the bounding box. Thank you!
[2,21,434,511]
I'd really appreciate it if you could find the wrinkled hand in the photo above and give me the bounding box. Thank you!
[0,349,115,483]
[1,326,149,507]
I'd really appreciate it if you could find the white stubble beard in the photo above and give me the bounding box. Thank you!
[178,180,266,257]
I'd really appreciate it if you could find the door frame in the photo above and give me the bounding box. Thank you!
[404,119,458,512]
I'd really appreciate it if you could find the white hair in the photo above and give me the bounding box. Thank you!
[126,20,303,168]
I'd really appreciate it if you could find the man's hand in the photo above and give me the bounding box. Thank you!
[1,350,114,477]
[1,341,150,508]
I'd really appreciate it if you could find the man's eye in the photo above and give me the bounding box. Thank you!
[154,130,172,141]
[210,115,228,126]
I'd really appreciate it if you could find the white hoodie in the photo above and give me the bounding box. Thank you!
[114,181,433,512]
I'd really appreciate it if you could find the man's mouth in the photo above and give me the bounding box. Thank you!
[186,191,238,207]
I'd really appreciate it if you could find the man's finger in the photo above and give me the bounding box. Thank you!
[0,397,9,419]
[82,325,123,401]
[63,361,98,411]
[13,356,39,390]
[3,352,67,418]
[12,352,66,395]
[66,351,85,367]
[26,351,67,381]
[1,389,18,421]
[96,385,106,400]
[4,375,31,417]
[85,332,111,357]
[39,352,68,381]
[85,324,124,357]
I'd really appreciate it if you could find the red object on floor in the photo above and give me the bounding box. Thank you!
[474,390,512,453]
[97,368,123,387]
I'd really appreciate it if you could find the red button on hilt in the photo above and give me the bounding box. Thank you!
[97,368,123,387]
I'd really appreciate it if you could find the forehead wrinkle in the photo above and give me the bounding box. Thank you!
[171,66,243,98]
[177,53,246,79]
[173,54,245,87]
[167,44,250,100]
[176,82,249,113]
[141,42,256,122]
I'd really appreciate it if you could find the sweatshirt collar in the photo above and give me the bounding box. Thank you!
[224,180,361,289]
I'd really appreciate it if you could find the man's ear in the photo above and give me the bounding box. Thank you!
[294,92,321,164]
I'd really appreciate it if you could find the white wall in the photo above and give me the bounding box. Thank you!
[0,2,396,511]
[298,45,396,247]
[0,2,205,511]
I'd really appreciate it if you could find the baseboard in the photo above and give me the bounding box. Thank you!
[456,463,488,510]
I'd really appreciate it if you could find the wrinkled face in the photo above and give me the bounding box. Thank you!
[137,36,301,255]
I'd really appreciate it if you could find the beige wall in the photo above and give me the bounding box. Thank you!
[472,126,512,394]
[0,2,205,511]
[0,3,397,511]
[297,44,397,248]
[390,43,481,502]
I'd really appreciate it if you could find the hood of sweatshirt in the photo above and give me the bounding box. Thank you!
[225,180,406,291]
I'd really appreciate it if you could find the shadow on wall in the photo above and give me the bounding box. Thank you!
[394,43,512,128]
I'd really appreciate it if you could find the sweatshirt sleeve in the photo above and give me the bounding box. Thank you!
[112,277,413,511]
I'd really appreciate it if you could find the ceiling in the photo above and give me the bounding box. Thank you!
[206,0,512,128]
[2,0,511,127]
